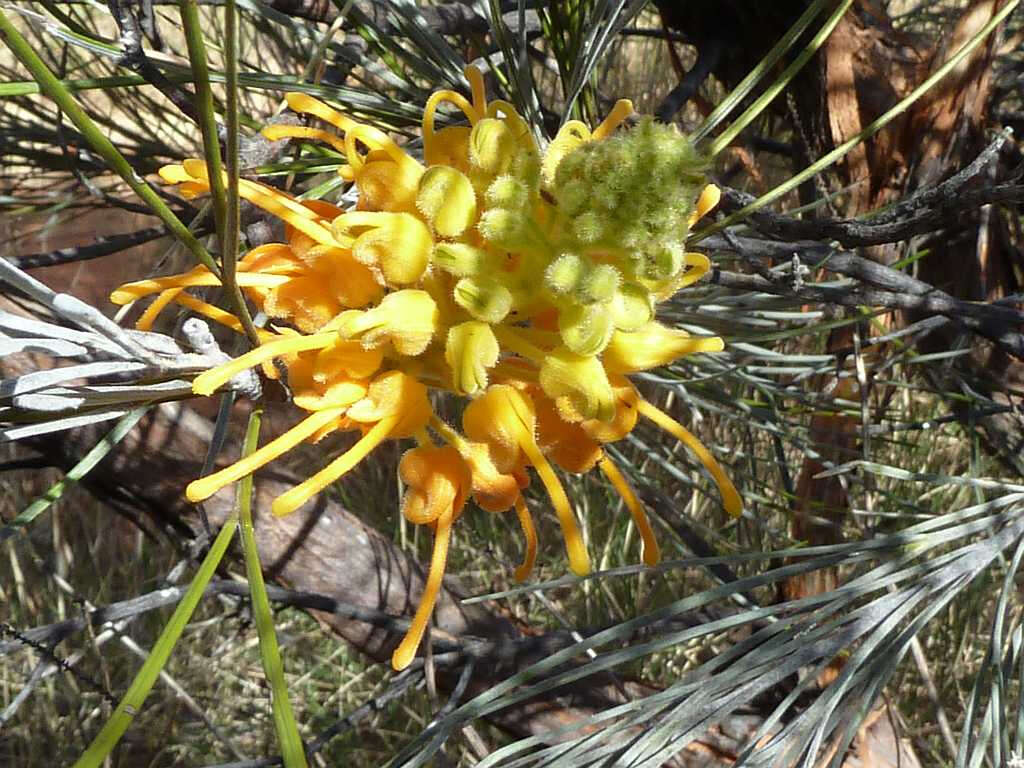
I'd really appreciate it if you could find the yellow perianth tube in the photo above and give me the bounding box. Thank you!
[591,99,634,140]
[466,65,487,116]
[111,272,288,304]
[261,124,349,156]
[191,332,337,396]
[491,326,549,364]
[284,92,359,134]
[236,179,337,246]
[186,408,346,503]
[519,437,590,576]
[513,495,537,582]
[635,399,743,518]
[597,454,661,566]
[135,288,183,331]
[271,414,399,516]
[391,507,454,670]
[172,294,273,342]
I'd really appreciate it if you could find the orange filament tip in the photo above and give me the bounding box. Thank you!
[592,99,634,140]
[191,332,336,396]
[598,455,660,567]
[271,414,398,516]
[391,508,454,670]
[135,288,183,331]
[520,437,590,576]
[636,399,742,518]
[513,495,537,582]
[186,408,346,503]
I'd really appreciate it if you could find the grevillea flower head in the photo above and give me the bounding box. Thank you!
[112,66,741,670]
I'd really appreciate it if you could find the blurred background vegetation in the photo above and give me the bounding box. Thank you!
[3,1,1024,766]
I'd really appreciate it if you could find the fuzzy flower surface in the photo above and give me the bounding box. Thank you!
[112,67,740,670]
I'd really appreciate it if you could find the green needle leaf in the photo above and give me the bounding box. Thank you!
[238,410,309,768]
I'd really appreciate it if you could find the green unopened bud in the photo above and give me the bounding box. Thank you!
[557,179,589,216]
[445,321,499,395]
[470,118,516,175]
[591,180,619,212]
[578,264,620,304]
[479,207,526,250]
[416,166,477,238]
[545,253,584,296]
[647,241,685,280]
[510,147,541,187]
[454,276,513,323]
[573,211,605,244]
[432,242,489,277]
[620,224,647,250]
[610,282,653,331]
[486,175,528,210]
[559,303,614,356]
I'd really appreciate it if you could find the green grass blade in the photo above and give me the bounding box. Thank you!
[693,0,834,143]
[237,410,308,768]
[707,0,853,158]
[695,0,1020,240]
[71,515,239,768]
[0,75,144,97]
[0,408,148,543]
[0,9,219,276]
[222,0,261,346]
[179,0,229,259]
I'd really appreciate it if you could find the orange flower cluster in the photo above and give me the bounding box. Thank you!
[113,67,740,670]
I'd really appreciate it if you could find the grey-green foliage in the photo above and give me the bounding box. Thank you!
[3,1,1024,767]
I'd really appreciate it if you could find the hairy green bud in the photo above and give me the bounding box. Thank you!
[545,253,584,296]
[578,263,620,304]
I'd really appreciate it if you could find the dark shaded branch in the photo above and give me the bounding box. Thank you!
[656,38,723,122]
[10,226,170,270]
[719,131,1020,247]
[107,0,199,123]
[710,265,1024,359]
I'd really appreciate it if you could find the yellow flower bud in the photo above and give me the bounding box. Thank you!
[610,283,654,331]
[424,125,471,171]
[460,441,525,512]
[470,118,517,175]
[602,322,724,374]
[333,212,432,287]
[558,303,614,356]
[346,371,431,436]
[541,121,590,188]
[581,375,639,443]
[445,321,499,395]
[453,276,513,324]
[539,347,615,423]
[339,289,439,356]
[463,384,590,575]
[399,445,472,526]
[432,242,489,277]
[311,339,385,381]
[354,154,423,213]
[416,165,477,238]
